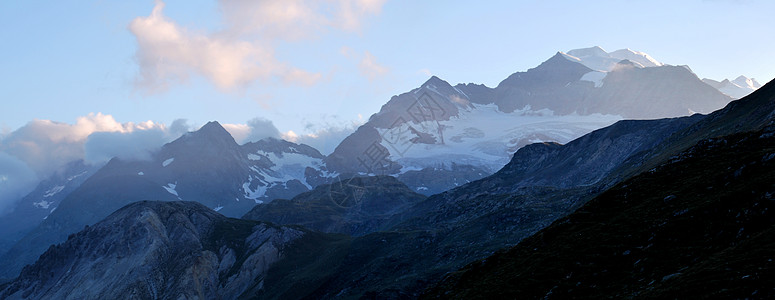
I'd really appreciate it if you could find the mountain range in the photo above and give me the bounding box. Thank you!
[0,47,770,298]
[326,46,735,195]
[3,78,772,297]
[703,75,763,99]
[0,122,332,281]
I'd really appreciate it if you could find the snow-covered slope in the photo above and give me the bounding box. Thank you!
[560,46,668,90]
[703,75,762,99]
[563,46,663,72]
[377,102,621,175]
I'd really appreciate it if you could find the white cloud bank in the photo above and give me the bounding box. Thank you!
[223,117,282,144]
[0,113,175,177]
[130,0,387,92]
[0,113,192,216]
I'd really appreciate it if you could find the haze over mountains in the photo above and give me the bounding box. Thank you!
[0,47,770,298]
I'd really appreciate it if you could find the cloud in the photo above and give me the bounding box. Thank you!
[359,51,389,81]
[129,1,322,92]
[252,94,276,110]
[223,117,281,144]
[294,125,357,155]
[222,123,252,143]
[169,118,192,137]
[0,152,38,215]
[334,0,388,31]
[219,0,388,38]
[246,117,281,142]
[0,114,191,216]
[281,130,300,143]
[341,47,390,81]
[0,113,181,178]
[291,114,364,154]
[84,129,168,163]
[417,68,432,77]
[130,0,386,93]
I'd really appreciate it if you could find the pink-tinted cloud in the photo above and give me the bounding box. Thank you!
[129,0,386,93]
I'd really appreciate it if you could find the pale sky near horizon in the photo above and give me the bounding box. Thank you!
[1,0,774,143]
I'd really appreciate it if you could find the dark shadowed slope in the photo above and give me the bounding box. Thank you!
[425,126,775,299]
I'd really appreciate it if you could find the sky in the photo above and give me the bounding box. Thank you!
[1,0,774,212]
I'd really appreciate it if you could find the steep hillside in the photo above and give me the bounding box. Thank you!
[424,126,775,299]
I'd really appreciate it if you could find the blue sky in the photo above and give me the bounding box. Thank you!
[1,0,773,145]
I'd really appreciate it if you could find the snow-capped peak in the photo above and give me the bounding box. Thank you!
[702,75,762,99]
[732,75,762,89]
[609,48,663,67]
[561,46,663,72]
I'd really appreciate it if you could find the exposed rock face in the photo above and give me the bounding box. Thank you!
[243,176,426,236]
[0,201,305,300]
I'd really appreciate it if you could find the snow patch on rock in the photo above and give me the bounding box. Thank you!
[162,158,174,167]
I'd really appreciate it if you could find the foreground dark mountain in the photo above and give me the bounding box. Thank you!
[0,201,339,299]
[0,121,329,281]
[243,176,426,236]
[424,126,775,299]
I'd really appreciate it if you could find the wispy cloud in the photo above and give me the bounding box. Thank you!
[295,114,365,154]
[359,51,389,81]
[341,47,389,81]
[417,68,432,77]
[129,0,387,93]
